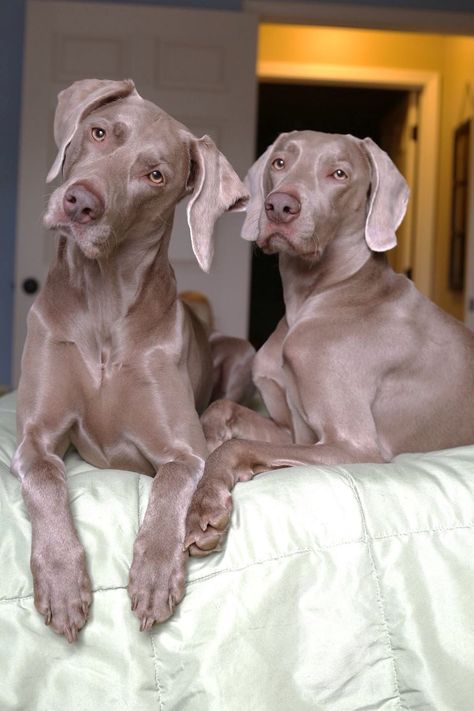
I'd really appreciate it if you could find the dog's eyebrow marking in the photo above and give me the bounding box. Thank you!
[113,122,128,140]
[274,141,301,163]
[135,152,171,170]
[277,140,298,152]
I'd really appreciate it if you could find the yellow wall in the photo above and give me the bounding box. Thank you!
[259,24,444,70]
[258,24,474,320]
[436,35,474,318]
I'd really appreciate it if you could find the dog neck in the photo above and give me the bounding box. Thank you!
[55,222,177,322]
[279,229,380,323]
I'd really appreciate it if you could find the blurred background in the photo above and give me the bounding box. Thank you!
[2,0,474,388]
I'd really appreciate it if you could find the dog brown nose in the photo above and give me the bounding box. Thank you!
[63,183,104,224]
[264,192,301,224]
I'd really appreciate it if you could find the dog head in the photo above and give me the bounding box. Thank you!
[242,130,409,260]
[44,78,248,269]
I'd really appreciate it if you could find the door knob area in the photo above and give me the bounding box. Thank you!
[22,278,39,295]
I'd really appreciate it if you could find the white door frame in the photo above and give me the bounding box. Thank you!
[258,61,440,297]
[464,116,474,330]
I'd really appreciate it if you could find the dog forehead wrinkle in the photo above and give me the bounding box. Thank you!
[95,99,168,135]
[308,141,366,176]
[284,130,354,155]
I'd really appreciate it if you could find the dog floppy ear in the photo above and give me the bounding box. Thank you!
[241,144,275,242]
[47,78,139,183]
[186,136,248,273]
[362,137,410,252]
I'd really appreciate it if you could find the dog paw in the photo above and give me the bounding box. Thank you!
[201,400,233,454]
[128,534,187,632]
[31,542,92,643]
[184,481,232,556]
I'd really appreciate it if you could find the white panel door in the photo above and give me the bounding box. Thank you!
[13,0,257,383]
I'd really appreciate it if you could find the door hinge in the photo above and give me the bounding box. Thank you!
[410,125,418,141]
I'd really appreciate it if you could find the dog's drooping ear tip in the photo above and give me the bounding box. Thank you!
[369,235,397,253]
[240,219,258,242]
[46,161,61,184]
[229,194,249,213]
[196,253,212,273]
[363,136,410,252]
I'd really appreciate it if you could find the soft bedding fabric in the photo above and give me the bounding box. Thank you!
[0,392,474,711]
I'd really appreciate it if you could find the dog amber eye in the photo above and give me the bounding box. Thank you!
[332,169,348,180]
[91,127,106,142]
[148,170,164,185]
[272,158,285,170]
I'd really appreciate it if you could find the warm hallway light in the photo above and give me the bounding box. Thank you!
[257,23,474,322]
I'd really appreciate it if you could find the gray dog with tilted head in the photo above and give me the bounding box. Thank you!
[11,78,254,640]
[185,130,474,557]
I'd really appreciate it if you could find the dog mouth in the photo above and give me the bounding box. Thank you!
[74,231,113,259]
[43,211,114,259]
[257,222,320,259]
[256,231,289,254]
[43,181,115,258]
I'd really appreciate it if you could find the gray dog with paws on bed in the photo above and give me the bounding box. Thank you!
[12,78,253,641]
[185,130,474,557]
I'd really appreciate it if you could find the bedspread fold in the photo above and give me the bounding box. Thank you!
[1,392,473,710]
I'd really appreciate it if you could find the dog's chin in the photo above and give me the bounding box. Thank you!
[75,239,110,260]
[258,233,293,255]
[43,215,114,260]
[257,229,320,259]
[73,230,114,259]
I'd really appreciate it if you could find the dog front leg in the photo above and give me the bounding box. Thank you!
[12,434,92,642]
[185,438,384,556]
[128,453,204,631]
[201,399,292,453]
[209,332,256,405]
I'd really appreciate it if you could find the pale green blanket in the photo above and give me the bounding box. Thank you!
[1,391,474,710]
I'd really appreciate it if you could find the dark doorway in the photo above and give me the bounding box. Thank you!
[248,82,409,350]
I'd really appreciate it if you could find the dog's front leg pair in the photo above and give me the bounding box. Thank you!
[12,433,92,642]
[128,453,204,631]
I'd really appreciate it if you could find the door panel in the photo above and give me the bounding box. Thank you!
[13,0,257,383]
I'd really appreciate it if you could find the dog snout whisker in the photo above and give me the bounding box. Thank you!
[310,233,321,261]
[103,226,119,257]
